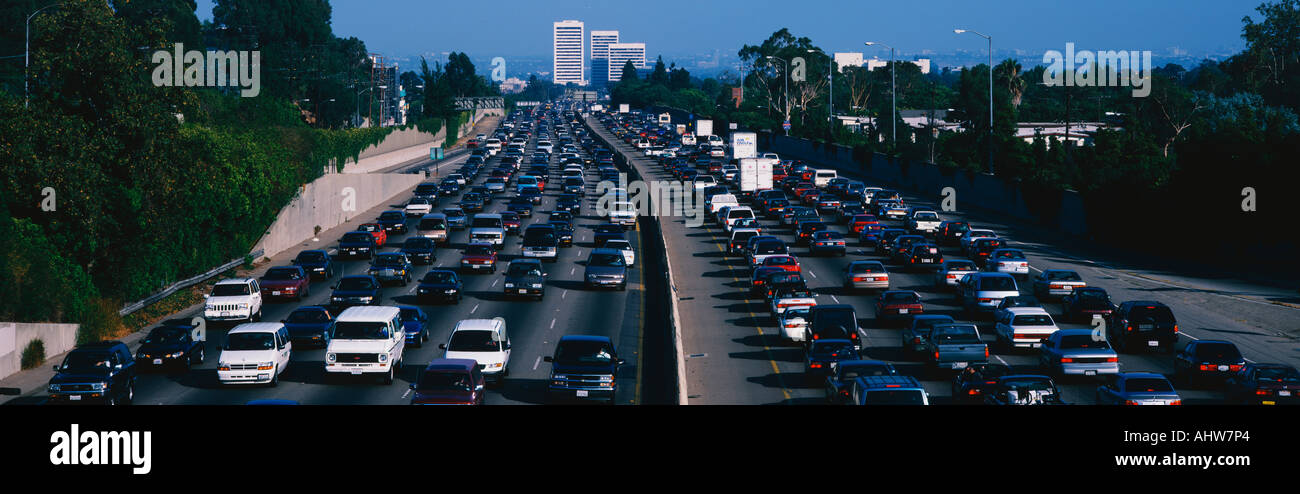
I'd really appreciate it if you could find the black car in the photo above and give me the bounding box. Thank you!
[330,275,382,307]
[592,223,625,248]
[1173,340,1246,387]
[520,187,543,205]
[1224,363,1300,405]
[805,339,861,384]
[1061,287,1116,322]
[47,341,137,405]
[417,269,463,304]
[503,259,548,300]
[543,335,625,405]
[951,363,1012,402]
[825,360,897,404]
[135,321,205,372]
[292,249,335,279]
[549,220,575,247]
[377,210,408,234]
[401,236,438,265]
[507,197,534,217]
[808,305,862,350]
[1106,301,1178,353]
[282,306,334,347]
[459,193,486,213]
[555,194,581,213]
[337,231,377,259]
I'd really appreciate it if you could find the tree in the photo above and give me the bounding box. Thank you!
[1240,0,1300,111]
[620,60,639,83]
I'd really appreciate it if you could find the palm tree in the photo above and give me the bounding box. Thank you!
[996,59,1026,108]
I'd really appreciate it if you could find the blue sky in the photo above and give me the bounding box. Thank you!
[195,0,1259,59]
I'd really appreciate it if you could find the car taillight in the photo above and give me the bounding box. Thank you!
[1199,364,1214,371]
[1229,364,1243,372]
[1169,400,1182,406]
[984,347,990,358]
[912,337,921,344]
[1127,325,1135,332]
[1106,357,1118,363]
[1125,400,1141,406]
[933,351,940,360]
[979,298,993,303]
[968,389,980,395]
[1061,357,1074,363]
[809,363,822,369]
[812,334,820,340]
[1256,389,1271,396]
[1173,325,1179,334]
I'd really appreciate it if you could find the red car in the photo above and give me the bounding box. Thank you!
[802,191,822,205]
[793,183,816,198]
[875,290,925,325]
[750,266,786,294]
[409,359,485,405]
[500,212,522,235]
[850,214,880,233]
[358,223,388,247]
[762,255,802,273]
[259,266,311,301]
[459,243,498,273]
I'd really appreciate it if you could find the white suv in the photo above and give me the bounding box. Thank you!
[204,278,263,324]
[325,306,406,384]
[440,318,511,386]
[217,323,291,386]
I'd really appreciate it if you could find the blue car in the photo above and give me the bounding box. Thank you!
[399,306,430,347]
[507,198,534,218]
[825,360,897,404]
[805,339,861,385]
[282,306,334,348]
[445,208,468,229]
[1096,372,1183,406]
[330,275,382,307]
[377,210,408,234]
[417,269,463,304]
[292,249,335,279]
[135,320,205,372]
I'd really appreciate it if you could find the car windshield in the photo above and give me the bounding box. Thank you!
[883,292,917,303]
[932,326,980,343]
[1003,378,1055,391]
[358,224,379,232]
[1013,315,1054,326]
[287,309,329,323]
[446,210,465,218]
[841,364,891,379]
[1256,367,1300,382]
[404,238,434,249]
[812,310,855,334]
[263,268,302,281]
[864,390,925,405]
[225,332,274,350]
[465,245,493,256]
[915,212,938,220]
[380,212,403,220]
[471,217,502,228]
[374,256,406,267]
[508,263,543,276]
[811,341,856,358]
[946,262,976,271]
[212,284,250,296]
[1059,334,1110,349]
[144,327,188,345]
[417,371,472,392]
[423,271,456,284]
[1194,343,1242,360]
[554,340,615,364]
[337,277,376,290]
[996,251,1025,259]
[1047,271,1082,281]
[295,251,325,262]
[979,277,1017,291]
[59,352,114,373]
[1124,378,1174,393]
[1076,290,1109,302]
[448,330,501,352]
[332,322,389,340]
[589,253,626,267]
[755,242,785,254]
[1129,306,1175,322]
[342,232,371,243]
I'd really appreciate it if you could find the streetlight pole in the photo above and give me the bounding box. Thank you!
[765,55,789,135]
[864,42,897,149]
[25,3,65,108]
[806,49,831,125]
[955,29,993,175]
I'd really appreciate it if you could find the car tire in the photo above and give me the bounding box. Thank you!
[383,365,394,385]
[253,308,263,322]
[196,346,205,364]
[123,381,134,405]
[270,367,279,387]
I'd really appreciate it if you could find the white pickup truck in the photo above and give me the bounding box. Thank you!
[907,210,942,235]
[325,306,406,384]
[608,201,637,229]
[468,213,506,249]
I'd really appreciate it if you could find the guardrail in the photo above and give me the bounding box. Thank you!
[118,249,264,317]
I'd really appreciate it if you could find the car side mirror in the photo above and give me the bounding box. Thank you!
[114,364,123,371]
[475,384,485,391]
[53,365,60,372]
[543,356,553,363]
[438,344,447,350]
[617,358,626,366]
[408,383,416,390]
[203,294,210,299]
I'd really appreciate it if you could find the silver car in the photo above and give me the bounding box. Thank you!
[779,306,812,342]
[1095,373,1182,405]
[843,261,890,291]
[1032,269,1086,299]
[935,260,979,289]
[1039,329,1119,377]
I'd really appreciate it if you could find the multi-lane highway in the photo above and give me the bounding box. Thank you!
[587,112,1300,405]
[7,108,652,405]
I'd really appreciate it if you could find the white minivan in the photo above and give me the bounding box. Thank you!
[217,322,291,386]
[325,306,406,385]
[440,317,511,386]
[814,169,838,188]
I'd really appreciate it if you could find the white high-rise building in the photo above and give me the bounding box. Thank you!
[590,30,619,88]
[607,42,646,83]
[553,20,586,85]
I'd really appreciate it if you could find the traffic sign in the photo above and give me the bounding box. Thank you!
[782,120,792,131]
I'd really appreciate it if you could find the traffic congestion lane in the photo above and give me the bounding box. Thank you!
[586,117,823,405]
[73,112,645,405]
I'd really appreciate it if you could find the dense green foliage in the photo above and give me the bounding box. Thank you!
[0,0,426,341]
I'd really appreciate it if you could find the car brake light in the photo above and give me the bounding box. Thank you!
[984,347,990,358]
[1200,364,1214,371]
[933,351,940,360]
[1229,365,1243,372]
[1173,325,1179,334]
[1106,357,1118,363]
[1127,325,1134,332]
[912,337,921,344]
[1061,357,1074,363]
[1256,389,1271,396]
[1169,400,1182,406]
[1125,400,1140,406]
[968,389,980,395]
[809,363,822,369]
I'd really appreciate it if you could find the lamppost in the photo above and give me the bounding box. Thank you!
[25,3,65,108]
[806,49,832,125]
[764,55,789,135]
[955,28,993,175]
[864,42,896,148]
[355,85,386,128]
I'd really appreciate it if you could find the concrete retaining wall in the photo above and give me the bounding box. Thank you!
[342,108,499,173]
[765,134,1090,237]
[252,173,424,260]
[0,322,79,380]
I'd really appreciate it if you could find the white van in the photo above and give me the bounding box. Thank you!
[814,169,838,188]
[217,322,291,386]
[440,317,511,386]
[325,306,406,384]
[707,193,739,214]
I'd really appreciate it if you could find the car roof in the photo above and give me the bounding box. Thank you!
[591,247,622,255]
[75,340,127,351]
[215,277,256,285]
[423,358,477,372]
[228,322,285,334]
[510,258,542,265]
[1119,372,1167,380]
[453,318,505,332]
[1005,306,1051,315]
[559,335,612,343]
[336,306,401,322]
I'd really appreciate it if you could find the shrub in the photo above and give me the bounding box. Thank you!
[21,339,45,370]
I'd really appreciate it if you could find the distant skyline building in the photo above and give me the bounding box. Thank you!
[590,30,619,88]
[607,42,646,83]
[835,51,931,74]
[553,20,586,85]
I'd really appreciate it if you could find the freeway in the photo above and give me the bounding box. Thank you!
[587,113,1300,405]
[8,109,648,405]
